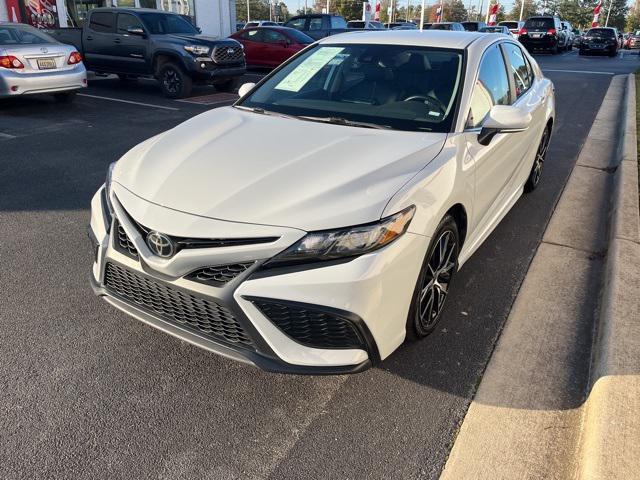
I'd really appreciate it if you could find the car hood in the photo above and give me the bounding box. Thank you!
[113,107,447,231]
[165,34,239,46]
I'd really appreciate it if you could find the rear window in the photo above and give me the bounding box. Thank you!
[286,29,314,43]
[500,21,518,29]
[0,25,56,45]
[331,16,347,29]
[587,28,615,38]
[462,22,479,31]
[524,17,554,29]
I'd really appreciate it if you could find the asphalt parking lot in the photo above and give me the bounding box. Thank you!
[1,51,638,479]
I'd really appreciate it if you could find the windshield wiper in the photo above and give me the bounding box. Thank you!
[298,116,391,130]
[234,105,301,121]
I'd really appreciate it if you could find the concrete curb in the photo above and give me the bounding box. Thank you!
[440,76,638,479]
[577,74,640,480]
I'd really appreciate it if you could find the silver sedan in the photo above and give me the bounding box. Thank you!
[0,22,86,101]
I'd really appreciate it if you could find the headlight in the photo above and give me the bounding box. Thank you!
[265,206,416,268]
[184,45,210,55]
[105,161,116,215]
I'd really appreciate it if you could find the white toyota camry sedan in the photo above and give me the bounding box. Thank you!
[89,30,554,374]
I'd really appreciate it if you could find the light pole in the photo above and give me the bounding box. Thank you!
[246,0,250,21]
[604,0,613,26]
[420,0,425,29]
[519,0,524,21]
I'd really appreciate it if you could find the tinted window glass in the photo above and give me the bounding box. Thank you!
[503,43,532,98]
[263,29,285,43]
[139,13,198,34]
[89,12,115,33]
[117,13,143,34]
[285,29,313,43]
[286,18,306,30]
[467,44,510,128]
[240,29,263,41]
[239,44,463,132]
[331,16,347,28]
[587,28,615,38]
[524,17,554,29]
[500,21,518,29]
[309,18,323,30]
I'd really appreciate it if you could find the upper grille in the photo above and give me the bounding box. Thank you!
[252,299,364,349]
[212,45,244,64]
[113,220,138,260]
[186,262,254,286]
[104,262,254,348]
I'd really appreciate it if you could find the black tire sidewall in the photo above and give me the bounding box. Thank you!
[406,215,459,341]
[159,63,192,99]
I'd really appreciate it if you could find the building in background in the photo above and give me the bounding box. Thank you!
[0,0,236,37]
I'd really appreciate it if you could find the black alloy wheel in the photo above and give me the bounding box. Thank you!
[158,62,192,99]
[525,126,550,192]
[406,215,459,340]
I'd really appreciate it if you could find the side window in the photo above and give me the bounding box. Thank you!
[117,14,143,34]
[240,29,263,41]
[503,43,532,99]
[263,30,285,43]
[466,44,510,129]
[89,12,115,33]
[309,18,323,30]
[331,16,347,29]
[287,18,306,30]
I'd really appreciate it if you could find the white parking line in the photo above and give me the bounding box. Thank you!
[77,93,179,111]
[543,69,615,75]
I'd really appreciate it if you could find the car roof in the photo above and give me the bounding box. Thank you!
[318,30,486,49]
[87,7,176,14]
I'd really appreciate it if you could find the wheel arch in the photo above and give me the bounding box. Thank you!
[153,51,189,75]
[445,203,468,248]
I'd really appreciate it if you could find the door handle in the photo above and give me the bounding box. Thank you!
[86,35,93,41]
[114,38,121,44]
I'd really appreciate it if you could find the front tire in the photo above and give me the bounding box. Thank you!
[406,215,459,340]
[158,62,192,99]
[524,126,551,193]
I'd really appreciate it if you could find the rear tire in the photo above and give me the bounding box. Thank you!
[524,126,550,193]
[405,215,459,341]
[158,62,192,99]
[53,91,76,103]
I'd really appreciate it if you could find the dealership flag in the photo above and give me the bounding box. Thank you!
[488,3,499,25]
[374,0,381,20]
[592,0,602,27]
[436,3,443,22]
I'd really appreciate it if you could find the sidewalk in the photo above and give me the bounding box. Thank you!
[441,74,640,479]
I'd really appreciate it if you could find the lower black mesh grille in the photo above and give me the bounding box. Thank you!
[186,262,254,286]
[104,263,254,348]
[251,299,364,349]
[113,220,138,260]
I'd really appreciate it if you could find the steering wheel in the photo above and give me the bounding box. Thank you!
[403,95,445,115]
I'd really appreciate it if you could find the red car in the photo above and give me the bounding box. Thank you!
[230,26,313,68]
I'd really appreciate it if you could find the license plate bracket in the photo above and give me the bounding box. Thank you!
[37,58,56,70]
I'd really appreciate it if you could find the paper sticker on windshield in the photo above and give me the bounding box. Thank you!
[275,47,345,92]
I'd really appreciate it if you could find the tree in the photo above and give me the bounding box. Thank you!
[557,0,593,29]
[601,0,627,30]
[508,0,538,21]
[626,7,640,32]
[427,0,468,22]
[333,0,364,20]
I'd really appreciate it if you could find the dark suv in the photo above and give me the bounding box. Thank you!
[519,16,569,54]
[580,27,619,56]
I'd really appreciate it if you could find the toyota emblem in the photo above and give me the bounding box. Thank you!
[146,231,175,258]
[227,48,234,54]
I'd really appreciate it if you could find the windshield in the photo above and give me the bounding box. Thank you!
[286,29,314,43]
[238,44,463,132]
[140,13,198,34]
[0,25,56,45]
[586,28,615,38]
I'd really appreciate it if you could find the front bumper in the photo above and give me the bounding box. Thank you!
[186,59,246,82]
[89,184,427,374]
[0,64,87,97]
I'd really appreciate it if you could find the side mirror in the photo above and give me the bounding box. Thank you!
[238,82,256,97]
[478,105,532,146]
[126,26,146,36]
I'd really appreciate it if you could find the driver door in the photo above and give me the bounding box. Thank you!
[113,13,149,75]
[464,43,526,234]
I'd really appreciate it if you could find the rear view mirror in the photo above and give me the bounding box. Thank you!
[478,105,532,146]
[238,82,256,97]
